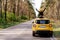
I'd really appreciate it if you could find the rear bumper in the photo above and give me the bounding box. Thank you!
[35,30,53,34]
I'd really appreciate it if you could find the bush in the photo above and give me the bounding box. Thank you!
[0,11,28,29]
[21,16,28,20]
[16,16,21,22]
[7,12,21,22]
[7,13,16,21]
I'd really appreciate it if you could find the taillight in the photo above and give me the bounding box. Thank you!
[33,24,36,27]
[49,24,52,27]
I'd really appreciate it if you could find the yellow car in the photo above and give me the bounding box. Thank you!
[32,18,53,37]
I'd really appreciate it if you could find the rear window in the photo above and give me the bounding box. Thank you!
[36,20,50,24]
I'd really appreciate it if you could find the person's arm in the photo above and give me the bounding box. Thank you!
[36,9,40,12]
[43,8,46,12]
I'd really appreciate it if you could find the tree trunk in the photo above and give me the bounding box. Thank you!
[0,0,2,18]
[17,0,20,16]
[4,0,7,21]
[13,0,16,15]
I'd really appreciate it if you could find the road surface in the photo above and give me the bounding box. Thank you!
[0,20,57,40]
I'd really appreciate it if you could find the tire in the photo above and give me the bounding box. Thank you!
[50,32,53,37]
[32,31,35,36]
[49,31,53,37]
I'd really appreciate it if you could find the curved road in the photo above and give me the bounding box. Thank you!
[0,20,57,40]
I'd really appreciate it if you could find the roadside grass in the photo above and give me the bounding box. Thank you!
[0,19,28,29]
[53,21,60,38]
[0,22,19,29]
[53,28,60,37]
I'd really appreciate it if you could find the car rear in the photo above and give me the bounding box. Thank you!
[32,20,53,37]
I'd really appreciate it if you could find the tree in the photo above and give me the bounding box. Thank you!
[0,0,2,24]
[27,0,35,20]
[4,0,7,21]
[0,0,2,19]
[17,0,20,16]
[13,0,16,15]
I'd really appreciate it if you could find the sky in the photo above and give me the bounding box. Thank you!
[29,0,45,17]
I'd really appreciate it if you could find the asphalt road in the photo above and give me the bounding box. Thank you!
[0,20,57,40]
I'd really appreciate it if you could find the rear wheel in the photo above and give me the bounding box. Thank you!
[50,31,53,37]
[48,31,53,37]
[32,31,35,36]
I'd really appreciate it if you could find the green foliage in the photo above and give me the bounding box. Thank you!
[0,11,29,29]
[16,16,21,22]
[6,12,21,22]
[21,16,28,20]
[7,13,16,21]
[54,31,60,37]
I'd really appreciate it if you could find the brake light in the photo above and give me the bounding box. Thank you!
[49,24,52,27]
[33,24,36,27]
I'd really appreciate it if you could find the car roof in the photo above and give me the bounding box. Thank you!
[35,18,50,20]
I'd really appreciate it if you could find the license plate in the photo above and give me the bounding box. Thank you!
[40,26,46,28]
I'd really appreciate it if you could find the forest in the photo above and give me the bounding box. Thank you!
[0,0,60,29]
[0,0,35,28]
[44,0,60,20]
